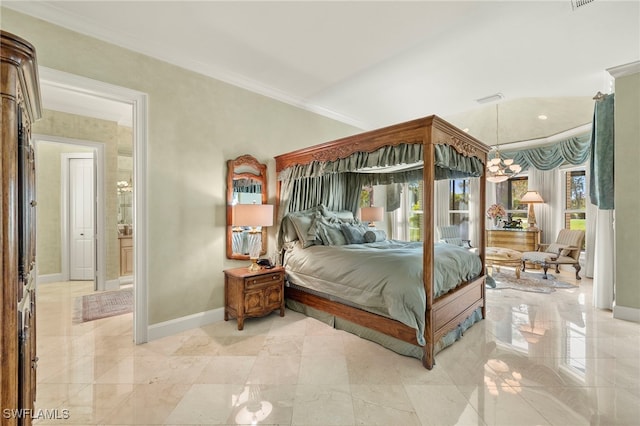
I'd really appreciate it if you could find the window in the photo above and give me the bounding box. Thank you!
[407,181,423,242]
[495,176,529,225]
[449,178,470,239]
[564,169,586,247]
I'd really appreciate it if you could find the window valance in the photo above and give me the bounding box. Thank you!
[501,133,591,171]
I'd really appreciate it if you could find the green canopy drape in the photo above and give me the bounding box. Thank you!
[277,143,485,221]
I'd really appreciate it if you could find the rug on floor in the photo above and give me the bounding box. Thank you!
[73,287,133,323]
[486,270,577,294]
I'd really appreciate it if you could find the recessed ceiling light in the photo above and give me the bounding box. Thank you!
[538,114,548,120]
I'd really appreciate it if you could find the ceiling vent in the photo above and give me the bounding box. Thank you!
[476,93,504,104]
[571,0,596,10]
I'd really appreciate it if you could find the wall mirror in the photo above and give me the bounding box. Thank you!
[226,154,268,260]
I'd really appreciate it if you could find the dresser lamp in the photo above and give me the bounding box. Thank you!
[520,191,544,230]
[233,203,274,271]
[360,206,384,227]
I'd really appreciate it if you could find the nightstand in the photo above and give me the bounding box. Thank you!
[223,266,285,330]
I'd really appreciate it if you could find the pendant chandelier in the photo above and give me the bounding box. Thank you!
[486,104,521,183]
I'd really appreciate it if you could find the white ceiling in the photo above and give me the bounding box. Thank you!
[5,1,639,144]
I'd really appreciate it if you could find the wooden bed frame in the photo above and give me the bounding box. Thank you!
[274,115,490,369]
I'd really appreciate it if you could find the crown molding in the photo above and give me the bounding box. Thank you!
[607,61,640,78]
[4,2,366,130]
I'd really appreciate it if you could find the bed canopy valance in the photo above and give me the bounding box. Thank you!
[276,116,488,221]
[278,143,485,182]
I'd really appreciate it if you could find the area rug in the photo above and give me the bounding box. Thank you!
[73,287,133,323]
[486,270,577,294]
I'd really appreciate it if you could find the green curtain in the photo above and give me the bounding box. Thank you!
[589,94,615,210]
[277,143,486,222]
[501,133,591,171]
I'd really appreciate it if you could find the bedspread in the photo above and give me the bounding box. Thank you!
[283,240,482,345]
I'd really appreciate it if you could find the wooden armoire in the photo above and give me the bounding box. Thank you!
[1,31,42,424]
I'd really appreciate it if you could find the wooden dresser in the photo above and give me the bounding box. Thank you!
[486,229,541,252]
[1,30,42,425]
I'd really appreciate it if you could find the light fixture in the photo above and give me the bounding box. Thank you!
[520,190,544,230]
[486,104,522,183]
[360,206,383,227]
[233,203,274,271]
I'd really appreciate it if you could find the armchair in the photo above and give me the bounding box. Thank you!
[521,229,585,280]
[437,225,472,249]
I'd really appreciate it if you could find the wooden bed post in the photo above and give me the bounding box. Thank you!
[422,124,436,370]
[479,151,487,318]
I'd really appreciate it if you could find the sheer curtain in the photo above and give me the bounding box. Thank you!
[527,167,562,245]
[468,177,481,247]
[433,179,450,237]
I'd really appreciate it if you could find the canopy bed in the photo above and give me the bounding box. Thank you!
[274,116,490,369]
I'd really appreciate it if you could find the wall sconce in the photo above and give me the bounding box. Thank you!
[360,206,384,227]
[233,203,273,271]
[520,191,544,230]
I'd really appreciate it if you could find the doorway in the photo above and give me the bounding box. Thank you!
[37,67,149,343]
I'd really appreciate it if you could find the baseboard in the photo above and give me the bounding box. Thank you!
[613,304,640,323]
[119,275,134,285]
[147,307,225,341]
[37,273,64,284]
[104,278,121,291]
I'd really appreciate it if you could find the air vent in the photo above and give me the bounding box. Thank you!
[476,93,504,104]
[571,0,595,10]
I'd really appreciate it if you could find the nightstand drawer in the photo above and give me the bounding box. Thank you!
[245,271,283,288]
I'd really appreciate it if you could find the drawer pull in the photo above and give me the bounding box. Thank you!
[272,275,278,280]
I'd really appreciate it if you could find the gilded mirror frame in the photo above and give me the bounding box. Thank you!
[226,154,268,260]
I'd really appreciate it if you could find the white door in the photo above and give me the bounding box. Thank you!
[69,157,95,280]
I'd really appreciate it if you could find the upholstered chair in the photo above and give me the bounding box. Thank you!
[437,225,472,248]
[521,229,585,280]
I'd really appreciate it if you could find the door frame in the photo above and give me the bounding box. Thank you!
[38,67,149,344]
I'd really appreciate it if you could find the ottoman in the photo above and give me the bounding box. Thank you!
[486,247,523,279]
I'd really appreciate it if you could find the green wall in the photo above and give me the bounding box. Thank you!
[614,69,640,311]
[1,8,360,324]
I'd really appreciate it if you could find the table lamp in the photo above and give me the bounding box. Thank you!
[360,206,384,227]
[233,203,274,271]
[520,191,544,230]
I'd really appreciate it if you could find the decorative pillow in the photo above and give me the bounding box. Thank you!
[315,217,348,246]
[363,229,387,243]
[288,209,322,248]
[443,237,463,247]
[341,223,368,244]
[280,215,299,242]
[546,243,572,257]
[320,206,355,222]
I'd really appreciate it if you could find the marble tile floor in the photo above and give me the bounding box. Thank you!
[32,268,640,425]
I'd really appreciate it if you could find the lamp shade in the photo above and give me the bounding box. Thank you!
[360,206,384,222]
[520,191,544,204]
[233,204,273,227]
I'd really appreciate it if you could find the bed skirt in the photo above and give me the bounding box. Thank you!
[285,298,483,361]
